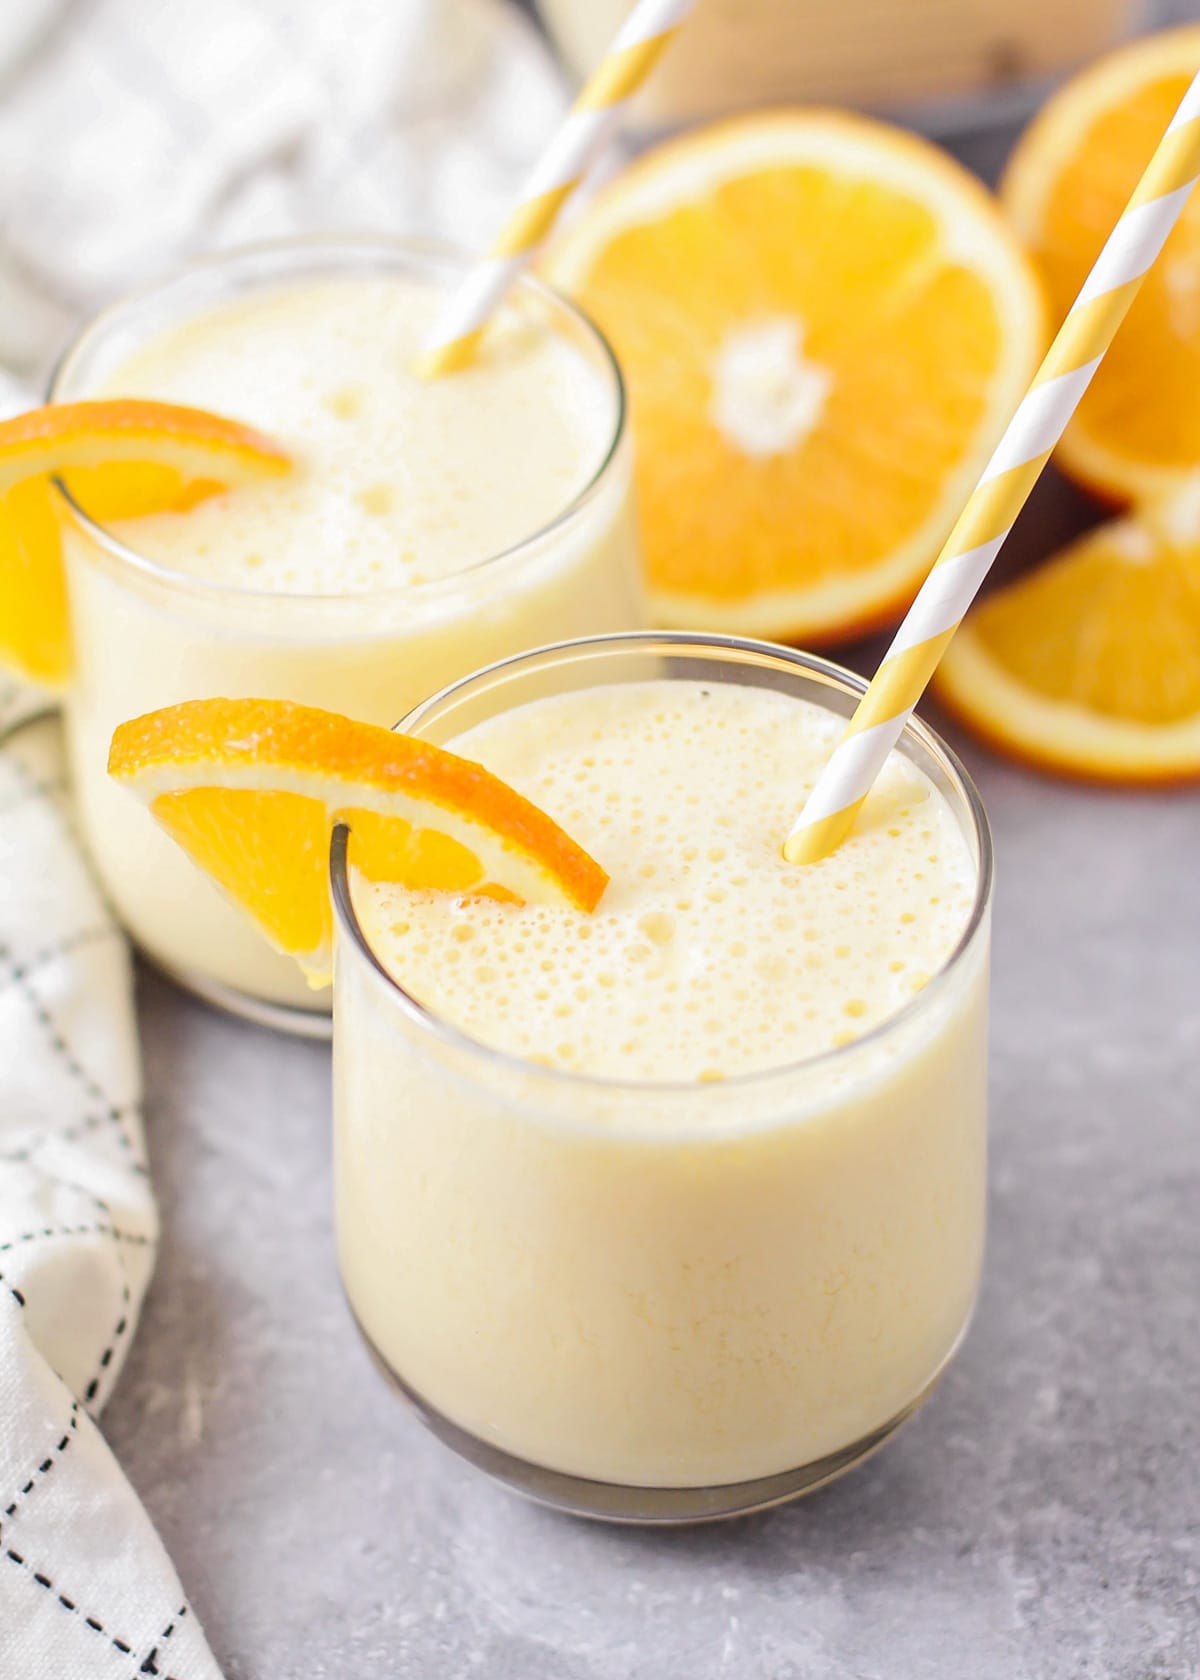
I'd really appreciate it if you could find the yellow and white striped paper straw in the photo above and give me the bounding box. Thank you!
[785,66,1200,866]
[418,0,694,377]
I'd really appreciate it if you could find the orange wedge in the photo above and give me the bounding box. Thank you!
[108,698,609,984]
[0,399,290,686]
[934,486,1200,783]
[1001,26,1200,503]
[544,111,1045,642]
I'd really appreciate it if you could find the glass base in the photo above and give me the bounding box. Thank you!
[353,1308,943,1525]
[152,952,333,1041]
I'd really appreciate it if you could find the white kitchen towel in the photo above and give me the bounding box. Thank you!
[0,685,212,1676]
[0,0,566,382]
[0,1,566,1673]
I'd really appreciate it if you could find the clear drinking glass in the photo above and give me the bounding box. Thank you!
[50,237,640,1035]
[332,631,992,1523]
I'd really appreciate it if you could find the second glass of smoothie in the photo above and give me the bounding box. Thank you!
[52,237,641,1031]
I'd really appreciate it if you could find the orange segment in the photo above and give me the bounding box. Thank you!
[1001,25,1200,502]
[544,111,1045,642]
[58,463,227,521]
[108,698,609,984]
[934,487,1200,782]
[0,399,291,686]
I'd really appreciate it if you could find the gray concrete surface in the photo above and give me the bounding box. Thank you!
[102,682,1200,1679]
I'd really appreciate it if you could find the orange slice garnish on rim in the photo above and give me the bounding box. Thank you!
[108,698,609,985]
[0,399,290,687]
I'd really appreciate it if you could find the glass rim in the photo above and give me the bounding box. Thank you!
[329,630,994,1099]
[46,232,628,607]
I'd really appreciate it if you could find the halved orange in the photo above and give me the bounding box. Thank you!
[0,399,290,686]
[544,110,1045,642]
[1001,26,1200,503]
[933,486,1200,783]
[108,698,609,984]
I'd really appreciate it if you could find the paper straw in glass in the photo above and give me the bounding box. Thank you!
[418,0,694,377]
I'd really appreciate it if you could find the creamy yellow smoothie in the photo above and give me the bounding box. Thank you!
[55,241,640,1022]
[334,640,989,1508]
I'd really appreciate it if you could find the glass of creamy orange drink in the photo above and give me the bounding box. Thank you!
[332,631,991,1521]
[51,238,641,1033]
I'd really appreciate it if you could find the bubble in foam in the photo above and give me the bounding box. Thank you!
[638,912,675,947]
[325,386,362,418]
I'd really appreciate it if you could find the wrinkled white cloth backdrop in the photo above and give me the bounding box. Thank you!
[0,2,564,1673]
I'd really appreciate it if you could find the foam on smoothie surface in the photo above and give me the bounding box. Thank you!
[355,681,977,1082]
[99,276,612,592]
